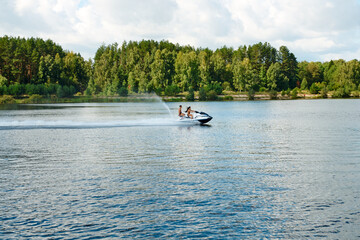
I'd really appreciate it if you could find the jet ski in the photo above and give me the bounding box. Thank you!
[179,111,213,124]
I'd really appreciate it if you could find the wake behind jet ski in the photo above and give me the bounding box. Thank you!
[178,105,212,124]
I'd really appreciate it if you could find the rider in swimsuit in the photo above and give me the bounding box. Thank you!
[178,105,185,117]
[186,106,194,119]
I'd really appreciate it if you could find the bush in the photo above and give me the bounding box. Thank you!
[291,88,298,99]
[320,87,328,98]
[54,85,75,98]
[0,86,8,95]
[84,88,92,96]
[0,95,16,104]
[212,83,223,95]
[0,74,8,87]
[352,91,360,98]
[198,88,207,101]
[252,84,260,92]
[206,90,218,101]
[259,87,267,92]
[186,88,195,101]
[25,94,43,103]
[23,84,61,96]
[222,82,231,91]
[309,83,319,94]
[56,85,65,98]
[35,84,47,95]
[332,87,351,98]
[301,78,308,90]
[69,86,76,96]
[223,95,233,101]
[205,83,222,95]
[8,84,24,97]
[164,84,180,96]
[63,86,70,97]
[154,87,162,96]
[269,90,278,100]
[164,85,171,96]
[46,84,58,95]
[286,88,291,97]
[118,87,128,97]
[248,89,255,100]
[25,84,35,95]
[50,95,58,102]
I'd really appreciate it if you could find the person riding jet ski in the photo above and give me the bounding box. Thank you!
[178,105,212,124]
[186,106,195,119]
[178,105,185,117]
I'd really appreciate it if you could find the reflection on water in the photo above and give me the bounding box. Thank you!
[0,100,359,239]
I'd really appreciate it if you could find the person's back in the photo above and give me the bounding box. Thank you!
[178,105,185,117]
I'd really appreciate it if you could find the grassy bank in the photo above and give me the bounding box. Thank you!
[1,90,360,105]
[0,94,169,104]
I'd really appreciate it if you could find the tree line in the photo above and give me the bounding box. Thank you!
[1,36,360,99]
[0,36,90,97]
[86,40,299,96]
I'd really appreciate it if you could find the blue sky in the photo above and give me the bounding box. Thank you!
[1,0,359,62]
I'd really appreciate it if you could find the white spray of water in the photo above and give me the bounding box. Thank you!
[149,93,173,118]
[162,102,172,117]
[0,93,184,130]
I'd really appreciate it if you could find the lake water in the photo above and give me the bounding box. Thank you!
[0,99,359,239]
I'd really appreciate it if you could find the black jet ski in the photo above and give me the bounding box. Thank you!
[179,111,213,124]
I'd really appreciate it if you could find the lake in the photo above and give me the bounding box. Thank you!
[0,99,359,239]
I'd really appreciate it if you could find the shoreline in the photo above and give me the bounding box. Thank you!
[1,91,359,105]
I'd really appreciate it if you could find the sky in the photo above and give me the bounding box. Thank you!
[1,0,360,62]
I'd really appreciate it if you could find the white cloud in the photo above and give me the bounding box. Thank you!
[14,0,32,15]
[1,0,359,61]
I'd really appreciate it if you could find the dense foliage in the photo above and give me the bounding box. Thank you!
[298,60,360,97]
[86,41,299,95]
[1,36,360,99]
[0,36,90,94]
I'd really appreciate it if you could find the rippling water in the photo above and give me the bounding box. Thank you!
[1,100,359,239]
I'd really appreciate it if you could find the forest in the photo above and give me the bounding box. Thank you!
[1,35,360,102]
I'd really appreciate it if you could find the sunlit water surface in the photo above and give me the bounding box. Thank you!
[1,100,359,239]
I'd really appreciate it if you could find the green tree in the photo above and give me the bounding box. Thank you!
[207,90,218,100]
[0,75,8,87]
[298,61,324,88]
[127,71,138,93]
[118,87,128,96]
[269,90,278,100]
[300,78,308,90]
[37,55,53,84]
[309,82,319,94]
[198,50,211,87]
[149,49,166,92]
[248,88,255,100]
[266,62,286,91]
[63,52,89,91]
[327,60,357,91]
[56,85,65,98]
[211,47,233,85]
[233,58,259,91]
[164,84,180,96]
[198,87,207,101]
[291,88,298,99]
[185,88,195,101]
[259,65,267,90]
[279,46,298,88]
[320,86,328,98]
[174,51,199,91]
